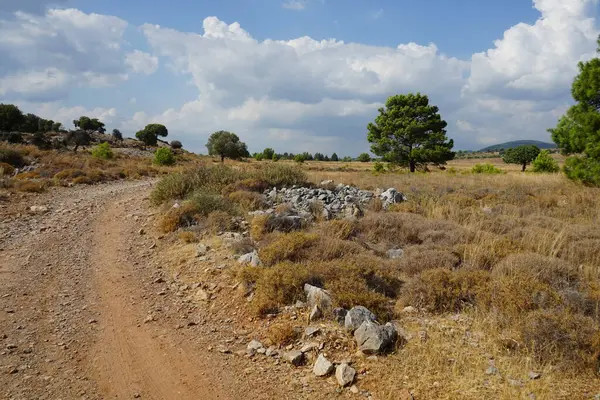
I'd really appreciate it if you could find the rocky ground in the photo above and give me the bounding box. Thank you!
[0,180,391,400]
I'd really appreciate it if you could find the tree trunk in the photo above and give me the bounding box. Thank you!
[522,163,526,172]
[409,160,416,173]
[221,154,225,163]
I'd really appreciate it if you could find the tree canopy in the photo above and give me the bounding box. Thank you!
[136,123,168,146]
[502,145,541,171]
[0,104,25,131]
[357,153,371,162]
[367,93,454,172]
[74,116,105,133]
[549,34,600,185]
[206,131,249,162]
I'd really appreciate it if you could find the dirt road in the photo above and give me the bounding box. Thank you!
[0,181,300,400]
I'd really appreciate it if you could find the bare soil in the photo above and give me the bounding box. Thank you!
[0,181,331,400]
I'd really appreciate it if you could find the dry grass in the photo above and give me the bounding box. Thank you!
[178,231,198,243]
[266,321,300,346]
[152,158,600,397]
[0,143,202,193]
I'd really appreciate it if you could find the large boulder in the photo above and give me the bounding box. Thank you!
[344,306,376,332]
[304,284,332,311]
[354,320,398,355]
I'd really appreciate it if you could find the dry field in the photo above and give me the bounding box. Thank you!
[151,159,600,399]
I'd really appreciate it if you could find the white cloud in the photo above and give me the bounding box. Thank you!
[0,0,68,14]
[0,8,131,100]
[465,0,598,98]
[129,97,137,104]
[282,0,307,10]
[2,1,600,153]
[125,50,159,75]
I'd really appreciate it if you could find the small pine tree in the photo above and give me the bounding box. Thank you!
[91,142,114,160]
[153,147,176,165]
[532,150,560,173]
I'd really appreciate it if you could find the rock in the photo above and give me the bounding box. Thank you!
[401,306,417,314]
[349,385,360,394]
[380,188,406,207]
[237,251,262,267]
[300,342,318,353]
[138,228,145,235]
[333,308,347,325]
[312,354,334,377]
[29,205,48,213]
[335,362,356,387]
[528,371,541,380]
[508,379,523,387]
[196,244,210,257]
[265,346,278,357]
[485,366,499,375]
[247,340,264,355]
[354,320,398,355]
[283,350,304,366]
[304,284,332,311]
[309,305,323,321]
[345,306,376,332]
[305,326,321,337]
[386,248,404,259]
[320,180,334,186]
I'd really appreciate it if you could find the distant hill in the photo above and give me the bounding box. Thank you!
[479,140,556,152]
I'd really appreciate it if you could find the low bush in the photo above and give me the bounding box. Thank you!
[266,321,301,346]
[228,190,265,211]
[471,163,503,174]
[563,156,600,187]
[153,147,176,166]
[0,162,15,176]
[158,203,201,233]
[373,161,385,173]
[532,150,560,173]
[188,191,233,216]
[398,268,490,313]
[0,148,26,167]
[178,231,198,243]
[251,163,307,187]
[13,180,46,193]
[259,232,319,266]
[517,309,600,368]
[206,210,235,233]
[151,165,245,205]
[91,142,114,160]
[222,178,269,196]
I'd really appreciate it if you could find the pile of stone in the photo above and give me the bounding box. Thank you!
[261,181,406,220]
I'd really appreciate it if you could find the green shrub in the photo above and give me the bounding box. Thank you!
[151,165,246,204]
[91,142,114,159]
[471,163,503,174]
[153,147,175,166]
[294,154,305,163]
[187,191,233,216]
[373,161,385,173]
[532,150,560,173]
[563,156,600,186]
[0,148,26,167]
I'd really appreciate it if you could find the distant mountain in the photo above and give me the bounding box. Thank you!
[478,140,556,152]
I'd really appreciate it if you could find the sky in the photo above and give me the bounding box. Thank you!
[0,0,599,155]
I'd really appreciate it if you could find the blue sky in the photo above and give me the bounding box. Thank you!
[0,0,599,154]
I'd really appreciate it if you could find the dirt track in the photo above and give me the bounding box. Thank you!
[0,181,302,400]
